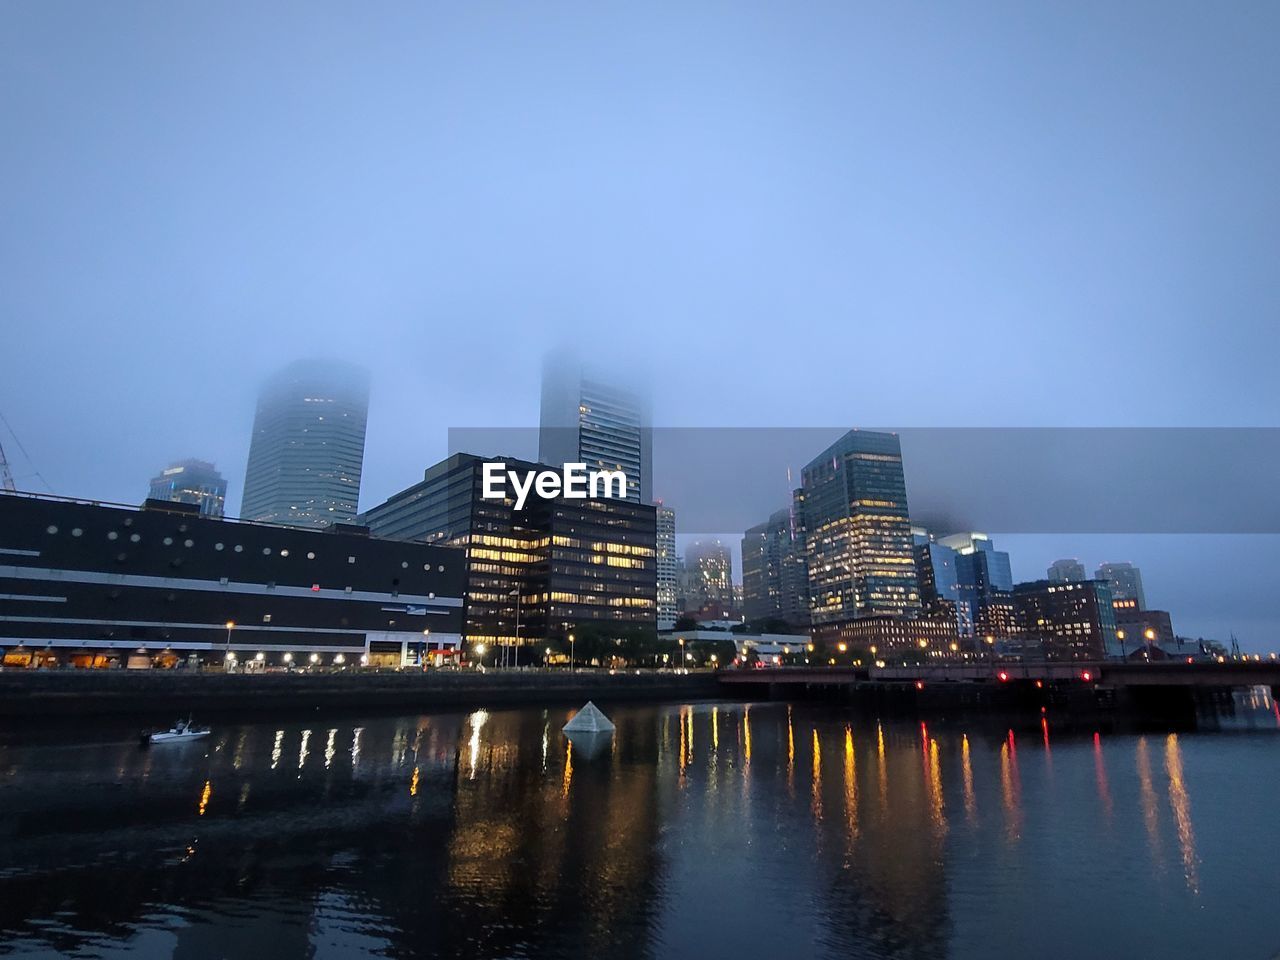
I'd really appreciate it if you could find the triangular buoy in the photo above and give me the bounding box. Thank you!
[563,701,615,733]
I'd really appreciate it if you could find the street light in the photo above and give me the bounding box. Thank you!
[509,589,521,669]
[1144,628,1156,661]
[422,628,431,669]
[679,636,685,674]
[1117,629,1127,661]
[224,620,235,661]
[569,633,575,672]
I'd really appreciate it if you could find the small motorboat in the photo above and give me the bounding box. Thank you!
[142,717,210,745]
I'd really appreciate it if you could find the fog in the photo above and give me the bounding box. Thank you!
[3,1,1278,646]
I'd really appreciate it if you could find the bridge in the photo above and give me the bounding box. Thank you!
[718,660,1280,691]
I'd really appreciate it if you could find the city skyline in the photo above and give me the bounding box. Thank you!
[3,1,1278,647]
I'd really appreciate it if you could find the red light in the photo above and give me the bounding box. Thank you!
[1035,680,1043,689]
[997,671,1009,682]
[915,680,924,690]
[1081,671,1093,682]
[311,584,320,592]
[1186,657,1194,664]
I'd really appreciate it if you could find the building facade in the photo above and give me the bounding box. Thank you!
[359,453,657,646]
[0,492,464,669]
[1095,562,1146,610]
[802,430,920,624]
[1012,579,1118,660]
[538,350,651,503]
[1114,602,1176,653]
[146,459,227,518]
[682,539,736,618]
[654,502,678,629]
[1047,558,1086,583]
[241,358,370,528]
[741,505,809,626]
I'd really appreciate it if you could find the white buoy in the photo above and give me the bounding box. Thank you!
[563,701,615,733]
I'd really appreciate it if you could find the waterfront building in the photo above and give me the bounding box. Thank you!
[1011,579,1118,660]
[1095,561,1146,610]
[660,628,812,663]
[358,453,657,646]
[654,501,678,630]
[1047,558,1086,583]
[146,459,227,518]
[683,539,736,618]
[801,430,920,624]
[0,491,463,669]
[1113,602,1176,653]
[811,613,959,658]
[241,358,370,528]
[912,528,968,637]
[538,350,651,503]
[741,504,809,627]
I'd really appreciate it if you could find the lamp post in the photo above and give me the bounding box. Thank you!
[224,621,235,663]
[1144,628,1156,662]
[1117,629,1127,662]
[569,632,575,672]
[422,628,431,669]
[509,588,521,669]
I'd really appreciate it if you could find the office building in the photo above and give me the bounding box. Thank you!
[682,539,736,618]
[655,501,678,629]
[1095,561,1146,610]
[1047,558,1086,583]
[802,430,920,623]
[741,504,809,626]
[812,613,959,658]
[538,350,651,503]
[359,453,657,646]
[1012,579,1118,660]
[146,459,227,518]
[241,358,370,528]
[0,491,463,669]
[1113,601,1176,653]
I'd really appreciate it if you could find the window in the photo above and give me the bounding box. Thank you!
[107,531,118,541]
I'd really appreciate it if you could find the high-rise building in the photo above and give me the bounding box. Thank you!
[655,501,678,630]
[146,459,227,518]
[912,528,967,636]
[939,532,1013,636]
[1012,579,1118,660]
[1095,562,1146,610]
[1047,558,1086,583]
[802,430,920,624]
[538,350,651,503]
[683,539,736,617]
[741,505,809,626]
[241,359,370,528]
[358,453,657,645]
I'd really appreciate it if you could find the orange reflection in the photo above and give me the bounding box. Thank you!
[1093,732,1113,822]
[843,726,859,841]
[743,705,752,765]
[561,740,573,799]
[876,722,888,810]
[1000,731,1022,842]
[1135,737,1163,869]
[1164,734,1200,894]
[811,728,823,822]
[409,764,420,797]
[927,738,946,835]
[961,734,976,824]
[712,706,720,752]
[197,779,211,817]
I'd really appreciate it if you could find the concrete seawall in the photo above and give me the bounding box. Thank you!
[0,670,725,720]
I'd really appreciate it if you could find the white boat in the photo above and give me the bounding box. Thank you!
[144,718,210,745]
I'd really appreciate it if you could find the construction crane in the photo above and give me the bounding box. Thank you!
[0,437,15,492]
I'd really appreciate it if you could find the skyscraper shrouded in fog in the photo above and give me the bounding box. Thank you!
[802,429,920,623]
[538,350,651,503]
[241,359,370,528]
[741,503,809,626]
[683,539,736,617]
[146,459,227,518]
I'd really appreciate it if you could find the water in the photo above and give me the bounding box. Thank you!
[1,697,1278,960]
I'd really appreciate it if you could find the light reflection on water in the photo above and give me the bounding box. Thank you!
[0,699,1276,960]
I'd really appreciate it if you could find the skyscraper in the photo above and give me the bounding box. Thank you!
[1047,558,1086,583]
[683,539,736,617]
[241,359,370,528]
[802,429,920,623]
[538,350,651,503]
[146,459,227,518]
[655,501,678,629]
[741,504,809,626]
[1095,561,1146,609]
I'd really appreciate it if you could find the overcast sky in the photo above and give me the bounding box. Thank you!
[3,1,1278,647]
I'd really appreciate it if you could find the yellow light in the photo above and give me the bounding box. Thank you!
[225,621,235,630]
[1144,629,1156,640]
[837,642,848,653]
[475,643,487,655]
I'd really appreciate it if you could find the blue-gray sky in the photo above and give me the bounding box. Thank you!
[2,2,1278,645]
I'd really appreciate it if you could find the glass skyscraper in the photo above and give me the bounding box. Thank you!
[240,359,370,528]
[802,429,920,623]
[146,459,227,518]
[538,350,651,503]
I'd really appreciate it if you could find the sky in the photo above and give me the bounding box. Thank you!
[2,1,1278,646]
